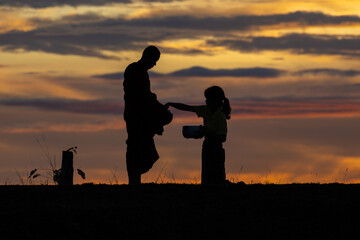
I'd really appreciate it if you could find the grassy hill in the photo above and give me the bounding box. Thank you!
[1,183,359,239]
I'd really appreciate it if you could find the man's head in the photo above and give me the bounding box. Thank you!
[140,46,161,69]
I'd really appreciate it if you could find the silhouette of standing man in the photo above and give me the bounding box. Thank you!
[123,46,172,184]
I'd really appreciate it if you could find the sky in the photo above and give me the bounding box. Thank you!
[1,0,360,184]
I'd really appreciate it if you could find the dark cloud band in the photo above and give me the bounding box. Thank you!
[294,69,360,77]
[2,96,360,118]
[0,0,186,8]
[0,0,132,8]
[94,66,360,79]
[0,98,123,115]
[122,11,360,31]
[93,66,285,79]
[219,97,360,118]
[208,34,360,57]
[0,11,359,58]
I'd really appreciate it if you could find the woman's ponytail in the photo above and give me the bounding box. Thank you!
[223,97,231,120]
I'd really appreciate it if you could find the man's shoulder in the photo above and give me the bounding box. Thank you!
[125,62,138,72]
[125,61,147,76]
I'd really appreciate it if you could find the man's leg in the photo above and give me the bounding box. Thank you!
[128,170,141,185]
[125,121,159,185]
[126,139,142,185]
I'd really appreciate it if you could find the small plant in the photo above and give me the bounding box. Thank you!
[155,163,168,184]
[342,168,349,183]
[30,145,86,185]
[53,169,61,184]
[110,167,120,185]
[264,169,272,184]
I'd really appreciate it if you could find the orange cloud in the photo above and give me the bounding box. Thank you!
[168,97,360,121]
[0,10,36,33]
[3,120,124,133]
[231,98,360,119]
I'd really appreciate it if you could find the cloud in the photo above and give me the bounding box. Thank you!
[0,0,132,8]
[231,96,360,118]
[294,69,360,77]
[0,30,127,59]
[208,34,360,57]
[168,66,285,78]
[0,0,186,8]
[138,0,185,2]
[3,96,360,119]
[93,66,285,80]
[0,17,201,59]
[93,71,164,80]
[3,120,123,133]
[0,98,123,115]
[167,96,360,119]
[1,11,360,58]
[114,11,360,31]
[35,11,360,32]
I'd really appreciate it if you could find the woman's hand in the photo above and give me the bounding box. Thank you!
[164,102,172,109]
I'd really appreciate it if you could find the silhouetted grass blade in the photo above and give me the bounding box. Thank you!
[32,174,41,179]
[53,169,61,184]
[28,169,37,178]
[77,169,86,179]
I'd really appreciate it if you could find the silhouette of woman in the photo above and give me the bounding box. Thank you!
[166,86,231,184]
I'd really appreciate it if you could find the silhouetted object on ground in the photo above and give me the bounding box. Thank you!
[58,146,86,185]
[166,86,231,185]
[28,146,85,185]
[59,149,74,185]
[123,46,172,185]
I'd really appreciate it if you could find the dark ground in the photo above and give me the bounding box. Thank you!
[1,183,360,239]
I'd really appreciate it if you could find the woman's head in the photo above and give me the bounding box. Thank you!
[204,86,231,119]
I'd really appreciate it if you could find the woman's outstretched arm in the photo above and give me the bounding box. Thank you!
[165,102,196,112]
